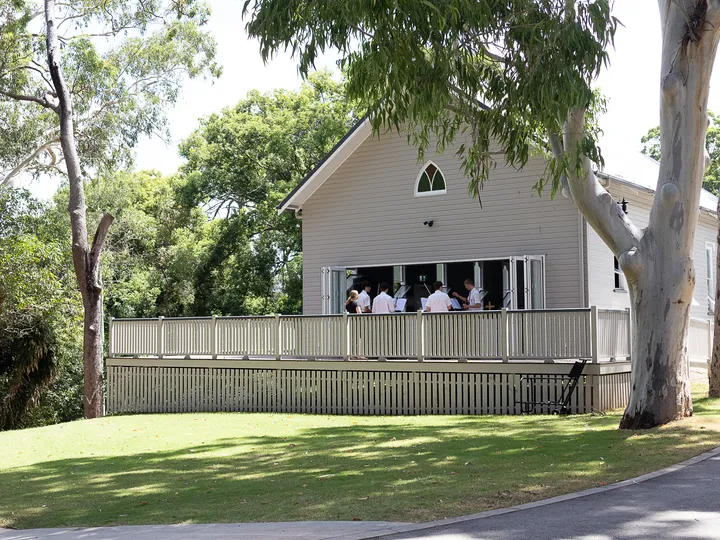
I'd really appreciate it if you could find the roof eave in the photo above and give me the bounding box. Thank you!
[277,115,372,214]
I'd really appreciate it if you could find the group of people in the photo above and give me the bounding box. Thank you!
[345,282,395,314]
[344,279,483,314]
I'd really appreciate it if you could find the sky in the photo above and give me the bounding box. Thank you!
[26,0,720,200]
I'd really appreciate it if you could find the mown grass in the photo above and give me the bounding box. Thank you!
[1,386,719,529]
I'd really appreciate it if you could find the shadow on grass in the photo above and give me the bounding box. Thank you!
[1,411,719,529]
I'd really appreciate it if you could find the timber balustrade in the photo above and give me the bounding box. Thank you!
[110,307,635,363]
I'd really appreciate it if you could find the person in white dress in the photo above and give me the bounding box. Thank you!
[357,282,372,313]
[453,279,483,310]
[372,282,396,313]
[425,281,453,312]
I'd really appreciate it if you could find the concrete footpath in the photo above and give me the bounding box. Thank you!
[2,446,720,540]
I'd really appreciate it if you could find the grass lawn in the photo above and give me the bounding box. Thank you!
[1,385,719,529]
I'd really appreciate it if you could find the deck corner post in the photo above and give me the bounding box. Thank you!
[590,306,599,364]
[416,310,424,362]
[501,307,509,363]
[342,311,349,361]
[275,313,282,360]
[157,316,165,358]
[108,316,115,357]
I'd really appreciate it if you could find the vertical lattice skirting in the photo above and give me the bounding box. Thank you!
[106,359,631,416]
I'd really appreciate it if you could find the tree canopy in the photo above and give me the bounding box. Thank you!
[178,71,359,315]
[244,0,616,196]
[0,0,220,185]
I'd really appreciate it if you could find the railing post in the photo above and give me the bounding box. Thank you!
[275,314,281,360]
[708,320,713,363]
[342,311,349,361]
[590,306,599,364]
[108,316,115,357]
[501,308,509,363]
[416,310,424,362]
[211,315,218,359]
[157,316,164,358]
[625,308,632,361]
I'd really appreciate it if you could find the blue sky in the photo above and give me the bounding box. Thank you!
[27,0,720,200]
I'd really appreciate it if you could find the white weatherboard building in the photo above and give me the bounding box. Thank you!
[104,119,716,418]
[278,118,719,320]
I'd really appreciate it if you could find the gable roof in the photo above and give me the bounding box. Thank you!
[279,120,719,216]
[278,116,371,214]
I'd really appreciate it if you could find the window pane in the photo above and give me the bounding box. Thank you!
[433,170,446,191]
[426,163,437,178]
[418,171,431,192]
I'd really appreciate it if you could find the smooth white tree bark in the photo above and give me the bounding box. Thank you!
[564,0,720,428]
[45,0,113,418]
[711,196,720,397]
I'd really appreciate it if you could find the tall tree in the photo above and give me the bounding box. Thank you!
[0,0,219,417]
[244,0,720,427]
[642,113,720,397]
[178,72,358,315]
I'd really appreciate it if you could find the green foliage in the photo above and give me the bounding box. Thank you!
[178,72,358,315]
[641,111,720,196]
[0,0,220,183]
[47,171,208,318]
[0,188,83,430]
[244,0,618,196]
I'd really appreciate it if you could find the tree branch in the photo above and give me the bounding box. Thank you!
[89,213,114,291]
[562,108,641,258]
[0,90,59,112]
[1,138,61,186]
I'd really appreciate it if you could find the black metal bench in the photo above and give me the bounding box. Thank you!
[515,358,589,415]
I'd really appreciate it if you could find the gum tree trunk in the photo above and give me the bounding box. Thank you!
[618,0,720,427]
[562,1,720,428]
[45,0,113,418]
[710,195,720,397]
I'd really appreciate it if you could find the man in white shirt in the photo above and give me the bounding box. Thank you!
[372,282,396,313]
[425,281,453,312]
[357,282,372,313]
[453,279,483,310]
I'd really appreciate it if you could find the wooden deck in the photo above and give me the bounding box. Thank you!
[104,307,660,416]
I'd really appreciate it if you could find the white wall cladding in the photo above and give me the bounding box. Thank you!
[300,129,584,314]
[586,182,718,320]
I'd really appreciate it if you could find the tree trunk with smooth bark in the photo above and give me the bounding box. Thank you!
[45,0,113,418]
[710,196,720,397]
[562,1,720,428]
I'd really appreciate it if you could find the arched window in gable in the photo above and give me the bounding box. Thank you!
[415,161,446,196]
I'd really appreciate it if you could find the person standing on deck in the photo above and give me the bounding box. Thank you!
[372,282,396,313]
[426,281,453,312]
[345,290,362,314]
[453,279,483,310]
[357,282,372,313]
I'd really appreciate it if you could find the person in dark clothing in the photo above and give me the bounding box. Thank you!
[345,290,361,314]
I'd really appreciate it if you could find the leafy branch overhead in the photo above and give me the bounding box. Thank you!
[244,0,618,198]
[0,0,220,186]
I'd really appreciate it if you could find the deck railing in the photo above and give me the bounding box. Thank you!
[688,317,714,368]
[110,307,632,363]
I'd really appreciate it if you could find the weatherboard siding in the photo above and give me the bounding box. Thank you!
[300,129,584,314]
[586,182,718,320]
